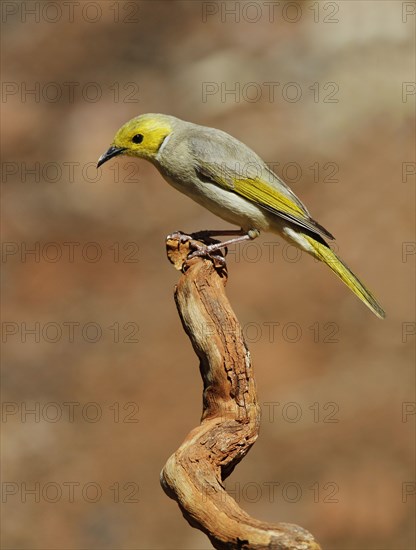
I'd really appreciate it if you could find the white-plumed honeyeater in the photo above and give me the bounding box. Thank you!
[97,114,385,319]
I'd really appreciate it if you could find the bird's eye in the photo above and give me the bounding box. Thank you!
[132,134,144,144]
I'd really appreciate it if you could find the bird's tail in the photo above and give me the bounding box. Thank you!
[300,233,385,319]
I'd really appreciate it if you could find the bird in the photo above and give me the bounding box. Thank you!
[97,113,385,319]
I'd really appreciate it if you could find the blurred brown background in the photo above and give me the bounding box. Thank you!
[1,1,415,549]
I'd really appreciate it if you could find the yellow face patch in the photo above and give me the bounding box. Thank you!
[112,114,173,160]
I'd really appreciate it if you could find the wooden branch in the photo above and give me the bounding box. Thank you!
[160,234,321,550]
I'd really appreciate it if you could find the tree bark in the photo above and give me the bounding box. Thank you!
[160,234,321,550]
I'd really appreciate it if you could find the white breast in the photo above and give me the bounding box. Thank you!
[162,173,271,232]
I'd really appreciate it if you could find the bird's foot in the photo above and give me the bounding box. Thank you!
[187,242,227,267]
[167,231,226,266]
[167,228,260,268]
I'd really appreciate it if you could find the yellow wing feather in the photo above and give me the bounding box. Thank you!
[196,161,334,239]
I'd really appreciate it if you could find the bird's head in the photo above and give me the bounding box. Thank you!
[97,114,174,168]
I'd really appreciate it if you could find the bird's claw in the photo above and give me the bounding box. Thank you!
[167,230,193,244]
[187,242,227,267]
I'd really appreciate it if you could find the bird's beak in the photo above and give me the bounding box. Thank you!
[97,145,127,168]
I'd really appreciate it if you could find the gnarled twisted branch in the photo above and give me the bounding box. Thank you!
[160,234,321,550]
